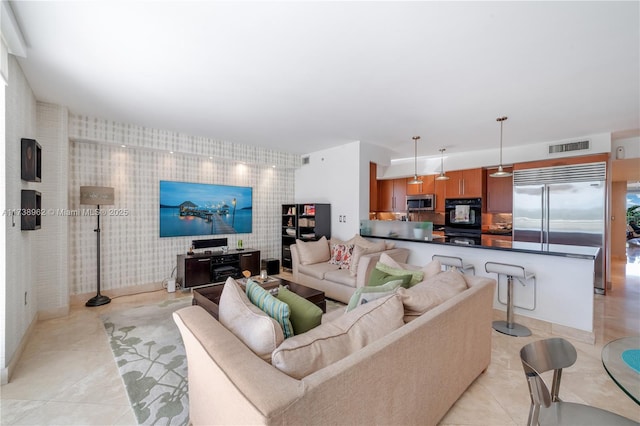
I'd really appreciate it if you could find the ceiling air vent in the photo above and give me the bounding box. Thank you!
[548,140,590,155]
[302,156,310,165]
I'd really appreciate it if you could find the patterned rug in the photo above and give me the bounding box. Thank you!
[101,297,192,426]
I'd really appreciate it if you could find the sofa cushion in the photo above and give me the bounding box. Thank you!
[375,262,424,286]
[348,241,387,276]
[329,243,355,269]
[398,270,468,322]
[271,294,404,379]
[276,285,323,335]
[246,279,294,338]
[324,268,357,287]
[421,259,443,279]
[296,236,331,265]
[218,277,284,361]
[298,262,339,280]
[379,252,404,269]
[346,280,403,312]
[368,268,413,288]
[330,235,356,246]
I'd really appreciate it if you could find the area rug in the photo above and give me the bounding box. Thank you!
[102,297,192,426]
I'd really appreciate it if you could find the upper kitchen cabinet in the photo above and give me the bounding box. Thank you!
[445,168,485,199]
[434,178,446,213]
[378,178,407,212]
[369,162,378,211]
[485,166,513,213]
[406,174,435,195]
[513,153,609,171]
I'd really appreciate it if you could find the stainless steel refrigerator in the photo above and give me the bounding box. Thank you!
[512,163,606,293]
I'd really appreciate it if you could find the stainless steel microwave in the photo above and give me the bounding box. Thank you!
[406,194,435,211]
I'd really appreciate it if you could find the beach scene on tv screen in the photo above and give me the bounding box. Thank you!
[159,180,252,237]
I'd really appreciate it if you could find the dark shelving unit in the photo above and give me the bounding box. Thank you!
[281,203,331,270]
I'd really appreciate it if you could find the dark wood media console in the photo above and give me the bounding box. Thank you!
[176,248,260,289]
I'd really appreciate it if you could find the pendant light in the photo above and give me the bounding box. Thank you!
[490,116,513,178]
[435,148,450,181]
[408,136,423,184]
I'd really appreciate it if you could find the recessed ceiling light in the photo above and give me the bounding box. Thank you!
[120,144,126,148]
[169,151,174,154]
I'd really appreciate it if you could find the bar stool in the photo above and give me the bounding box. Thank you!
[485,261,535,337]
[432,255,475,275]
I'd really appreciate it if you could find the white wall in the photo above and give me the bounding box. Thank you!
[3,56,37,381]
[294,141,397,241]
[34,103,69,319]
[295,142,361,240]
[613,136,640,159]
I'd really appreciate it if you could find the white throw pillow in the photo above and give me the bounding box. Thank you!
[295,236,331,265]
[348,241,387,276]
[271,294,404,379]
[379,252,404,269]
[398,270,468,322]
[218,277,284,361]
[421,259,442,281]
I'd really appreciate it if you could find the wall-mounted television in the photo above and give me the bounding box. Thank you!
[159,180,252,238]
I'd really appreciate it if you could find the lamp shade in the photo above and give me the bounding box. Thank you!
[80,186,114,205]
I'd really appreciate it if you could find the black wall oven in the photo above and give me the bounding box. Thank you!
[444,198,482,243]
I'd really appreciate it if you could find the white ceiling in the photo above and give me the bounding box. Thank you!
[9,1,640,159]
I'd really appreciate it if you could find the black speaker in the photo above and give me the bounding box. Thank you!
[192,238,228,249]
[261,258,280,275]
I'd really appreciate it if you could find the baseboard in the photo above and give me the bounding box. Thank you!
[492,308,595,344]
[2,313,38,385]
[70,281,167,307]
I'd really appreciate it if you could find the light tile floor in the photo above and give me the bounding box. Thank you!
[2,261,639,425]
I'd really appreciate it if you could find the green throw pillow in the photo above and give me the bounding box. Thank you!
[375,262,424,286]
[346,280,402,312]
[276,285,323,335]
[246,279,294,338]
[368,268,413,288]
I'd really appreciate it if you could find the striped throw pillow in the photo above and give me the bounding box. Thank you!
[246,279,294,338]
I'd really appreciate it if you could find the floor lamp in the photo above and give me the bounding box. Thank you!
[80,186,114,307]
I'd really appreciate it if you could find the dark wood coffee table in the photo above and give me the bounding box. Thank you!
[192,277,326,319]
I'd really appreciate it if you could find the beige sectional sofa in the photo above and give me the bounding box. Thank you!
[173,270,496,425]
[290,235,410,303]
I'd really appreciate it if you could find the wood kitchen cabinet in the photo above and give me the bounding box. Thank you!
[434,178,446,213]
[513,153,608,171]
[445,168,484,199]
[369,162,378,211]
[406,174,435,195]
[378,178,407,212]
[485,167,513,213]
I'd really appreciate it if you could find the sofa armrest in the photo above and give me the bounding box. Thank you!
[355,247,410,288]
[290,243,300,279]
[173,306,303,424]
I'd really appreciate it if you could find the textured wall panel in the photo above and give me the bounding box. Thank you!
[69,140,295,295]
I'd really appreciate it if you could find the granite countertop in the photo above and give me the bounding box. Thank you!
[482,230,513,236]
[364,234,599,260]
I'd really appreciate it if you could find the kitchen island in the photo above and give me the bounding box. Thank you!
[362,223,599,342]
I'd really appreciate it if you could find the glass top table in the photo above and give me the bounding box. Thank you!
[601,336,640,405]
